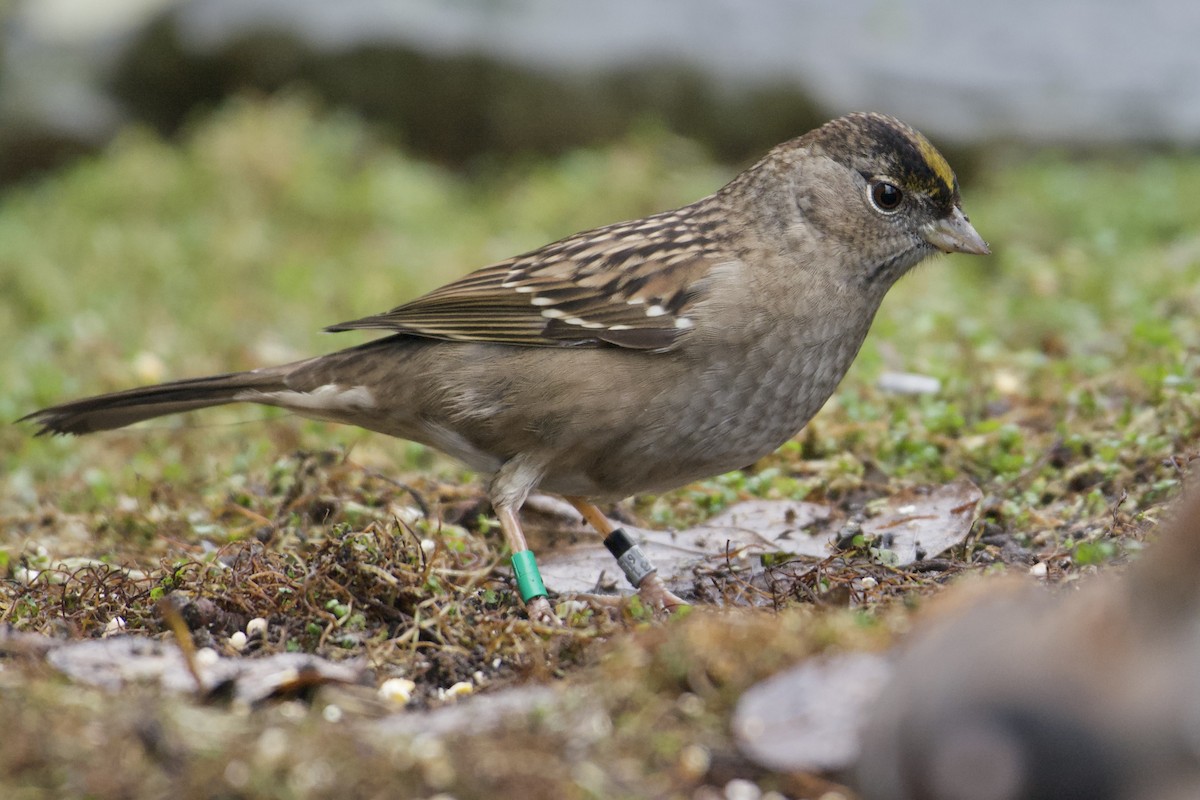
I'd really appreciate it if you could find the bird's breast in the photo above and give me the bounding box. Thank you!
[539,312,876,498]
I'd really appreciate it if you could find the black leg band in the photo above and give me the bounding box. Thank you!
[603,527,658,588]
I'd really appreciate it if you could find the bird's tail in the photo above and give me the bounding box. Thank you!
[19,367,291,436]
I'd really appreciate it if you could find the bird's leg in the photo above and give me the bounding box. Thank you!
[565,497,689,613]
[493,503,557,625]
[490,458,558,625]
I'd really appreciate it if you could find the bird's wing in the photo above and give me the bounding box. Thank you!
[325,206,729,352]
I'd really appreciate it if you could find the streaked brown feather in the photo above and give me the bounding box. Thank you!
[325,204,730,352]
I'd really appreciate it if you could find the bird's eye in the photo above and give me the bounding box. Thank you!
[869,181,903,213]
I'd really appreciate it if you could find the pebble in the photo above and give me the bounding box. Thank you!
[379,677,417,705]
[877,371,941,396]
[440,681,473,701]
[724,778,762,800]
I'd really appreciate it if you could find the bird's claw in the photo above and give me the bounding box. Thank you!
[569,574,690,618]
[636,573,690,614]
[524,595,563,626]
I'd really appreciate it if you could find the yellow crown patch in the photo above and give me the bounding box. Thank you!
[913,132,956,195]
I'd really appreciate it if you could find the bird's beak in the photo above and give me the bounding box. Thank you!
[921,207,990,255]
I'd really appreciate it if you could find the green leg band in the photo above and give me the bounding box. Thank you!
[511,550,548,602]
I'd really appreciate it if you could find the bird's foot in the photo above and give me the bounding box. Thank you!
[524,595,562,626]
[636,573,690,614]
[570,574,690,619]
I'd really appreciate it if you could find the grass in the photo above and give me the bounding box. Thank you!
[2,93,1199,798]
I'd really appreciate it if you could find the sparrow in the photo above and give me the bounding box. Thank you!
[22,112,988,623]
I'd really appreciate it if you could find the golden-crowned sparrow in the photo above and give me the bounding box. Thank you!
[23,112,988,623]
